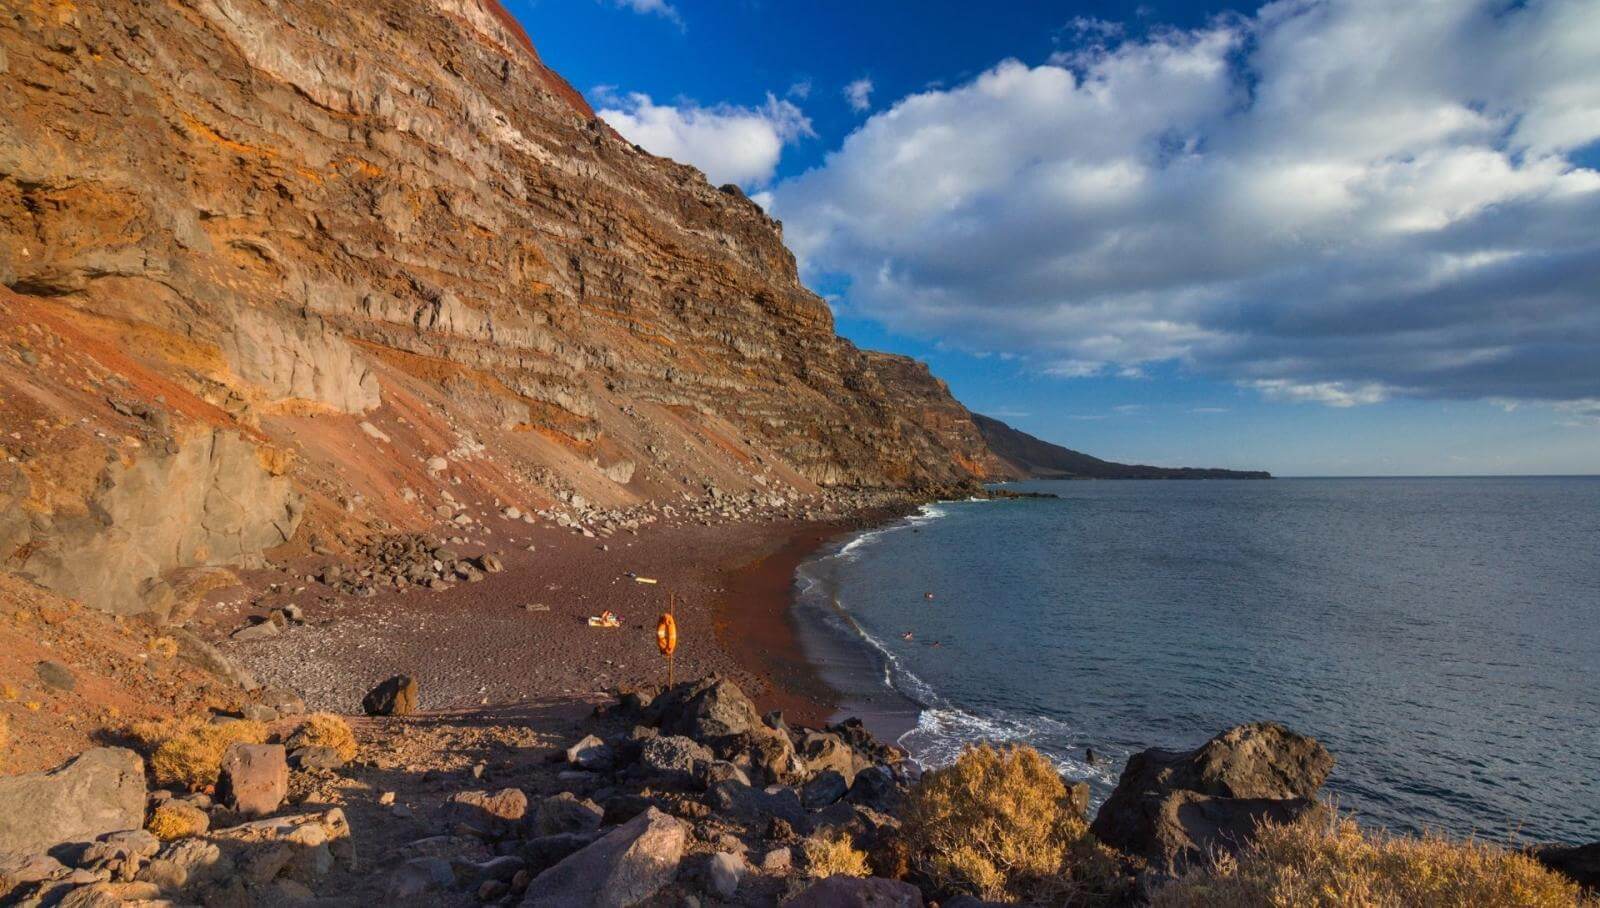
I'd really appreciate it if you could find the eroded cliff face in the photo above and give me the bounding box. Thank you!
[0,0,1000,615]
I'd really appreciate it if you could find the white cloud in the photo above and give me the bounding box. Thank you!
[771,0,1600,410]
[844,77,874,113]
[1247,379,1391,408]
[611,0,683,29]
[598,92,813,188]
[787,79,812,100]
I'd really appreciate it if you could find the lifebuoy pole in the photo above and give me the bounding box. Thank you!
[657,594,679,687]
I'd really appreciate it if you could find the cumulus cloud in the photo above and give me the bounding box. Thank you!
[844,77,874,112]
[771,0,1600,409]
[598,92,813,188]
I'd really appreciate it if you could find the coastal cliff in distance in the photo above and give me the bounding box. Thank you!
[0,0,1004,617]
[973,413,1272,480]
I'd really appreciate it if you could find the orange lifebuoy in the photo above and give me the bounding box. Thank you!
[656,613,677,656]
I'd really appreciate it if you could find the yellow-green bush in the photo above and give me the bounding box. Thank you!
[129,716,267,792]
[286,712,358,762]
[1152,813,1592,908]
[902,743,1128,904]
[803,828,872,879]
[145,801,209,840]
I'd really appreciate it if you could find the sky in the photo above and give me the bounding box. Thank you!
[508,0,1600,476]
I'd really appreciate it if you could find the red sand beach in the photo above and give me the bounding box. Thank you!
[201,507,912,734]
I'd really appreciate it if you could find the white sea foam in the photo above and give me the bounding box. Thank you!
[796,498,1119,794]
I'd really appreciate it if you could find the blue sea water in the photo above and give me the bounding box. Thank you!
[793,477,1600,843]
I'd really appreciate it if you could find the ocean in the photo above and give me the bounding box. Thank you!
[792,477,1600,844]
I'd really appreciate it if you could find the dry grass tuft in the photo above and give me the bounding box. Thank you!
[1152,812,1593,908]
[286,712,358,762]
[803,828,872,879]
[129,715,267,792]
[145,801,209,840]
[902,742,1128,904]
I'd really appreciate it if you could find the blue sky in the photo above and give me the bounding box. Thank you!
[509,0,1600,476]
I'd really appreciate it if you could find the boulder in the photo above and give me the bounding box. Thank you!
[651,676,762,742]
[706,851,744,899]
[520,807,686,907]
[799,731,868,786]
[1089,722,1333,874]
[566,734,614,771]
[532,792,604,837]
[637,735,712,787]
[0,747,146,854]
[363,675,419,716]
[786,875,925,907]
[844,765,903,813]
[387,856,454,900]
[758,846,792,873]
[445,788,529,838]
[709,779,807,831]
[746,725,804,784]
[170,628,260,690]
[519,832,601,876]
[218,743,289,816]
[1530,841,1600,892]
[35,659,77,691]
[802,770,849,808]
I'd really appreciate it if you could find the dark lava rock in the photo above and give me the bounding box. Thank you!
[801,770,848,808]
[1530,841,1600,892]
[1090,721,1333,875]
[650,676,763,742]
[637,735,712,787]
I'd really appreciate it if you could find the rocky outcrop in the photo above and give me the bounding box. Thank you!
[0,427,301,616]
[0,748,147,855]
[1090,722,1333,875]
[0,0,1004,615]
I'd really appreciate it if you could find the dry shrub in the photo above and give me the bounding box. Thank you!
[145,801,208,840]
[1152,812,1593,908]
[129,716,267,792]
[803,828,872,879]
[287,712,358,762]
[902,742,1127,904]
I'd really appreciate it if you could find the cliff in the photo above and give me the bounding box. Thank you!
[973,413,1272,480]
[0,0,1001,616]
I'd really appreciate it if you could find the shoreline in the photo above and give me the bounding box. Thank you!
[714,505,927,746]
